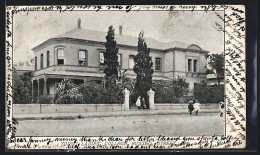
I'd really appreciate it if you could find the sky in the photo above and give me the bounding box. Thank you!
[13,10,224,64]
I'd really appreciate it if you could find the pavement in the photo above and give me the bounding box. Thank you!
[13,109,220,121]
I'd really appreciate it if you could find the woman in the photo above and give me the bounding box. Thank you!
[136,96,141,109]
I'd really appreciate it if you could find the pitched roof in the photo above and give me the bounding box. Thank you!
[54,28,190,50]
[33,28,209,52]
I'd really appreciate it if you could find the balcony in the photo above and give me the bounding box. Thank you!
[34,65,168,80]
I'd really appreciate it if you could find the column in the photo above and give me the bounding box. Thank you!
[37,79,40,102]
[44,77,47,95]
[123,88,130,111]
[31,80,34,103]
[147,88,155,110]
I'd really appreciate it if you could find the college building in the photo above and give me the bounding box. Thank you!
[31,19,209,102]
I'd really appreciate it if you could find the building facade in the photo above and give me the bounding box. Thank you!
[31,19,208,102]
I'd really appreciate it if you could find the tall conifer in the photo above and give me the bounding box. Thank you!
[133,31,154,108]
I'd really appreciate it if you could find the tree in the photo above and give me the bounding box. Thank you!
[12,67,33,104]
[133,31,154,108]
[172,78,189,102]
[103,25,119,79]
[206,53,224,85]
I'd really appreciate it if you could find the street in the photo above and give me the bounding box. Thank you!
[16,113,225,136]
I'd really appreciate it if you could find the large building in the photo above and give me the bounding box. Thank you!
[31,19,209,102]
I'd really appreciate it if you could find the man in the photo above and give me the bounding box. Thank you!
[219,101,225,117]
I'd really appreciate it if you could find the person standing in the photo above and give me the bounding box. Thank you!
[219,101,225,117]
[136,96,141,109]
[188,100,194,115]
[193,100,201,115]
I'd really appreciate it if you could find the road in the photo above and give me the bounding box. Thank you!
[16,113,225,136]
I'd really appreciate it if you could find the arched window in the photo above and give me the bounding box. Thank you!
[57,48,64,65]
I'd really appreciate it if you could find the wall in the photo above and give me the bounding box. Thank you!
[13,104,124,115]
[163,51,173,79]
[13,103,219,115]
[154,103,219,111]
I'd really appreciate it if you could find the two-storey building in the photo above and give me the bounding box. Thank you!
[31,19,208,102]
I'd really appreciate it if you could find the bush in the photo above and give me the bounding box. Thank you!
[104,79,124,103]
[194,83,224,103]
[79,76,125,104]
[79,81,105,103]
[152,78,189,103]
[38,95,54,104]
[54,78,84,104]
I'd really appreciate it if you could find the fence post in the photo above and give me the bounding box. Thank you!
[147,88,155,110]
[123,88,130,111]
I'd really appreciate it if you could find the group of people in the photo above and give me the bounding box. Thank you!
[188,100,225,117]
[188,100,201,115]
[134,95,225,117]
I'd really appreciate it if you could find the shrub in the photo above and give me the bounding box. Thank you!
[38,95,54,104]
[152,78,189,103]
[54,78,83,104]
[194,83,224,103]
[105,78,124,103]
[79,77,125,104]
[79,81,105,103]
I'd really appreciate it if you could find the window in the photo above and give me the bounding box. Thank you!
[194,59,198,72]
[100,52,105,66]
[57,48,64,65]
[118,54,122,69]
[35,57,37,71]
[155,58,161,71]
[129,55,135,69]
[188,59,192,72]
[194,83,198,89]
[79,50,87,66]
[47,51,50,67]
[40,54,43,69]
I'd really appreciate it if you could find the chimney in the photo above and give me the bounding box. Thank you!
[78,18,81,29]
[119,25,122,35]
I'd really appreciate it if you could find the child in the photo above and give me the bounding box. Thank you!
[188,100,194,115]
[193,100,201,115]
[219,101,225,117]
